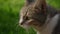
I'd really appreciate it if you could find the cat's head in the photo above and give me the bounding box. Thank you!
[19,0,47,29]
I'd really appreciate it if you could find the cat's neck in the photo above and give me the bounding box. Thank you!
[36,14,59,34]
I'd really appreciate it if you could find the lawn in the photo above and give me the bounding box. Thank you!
[0,0,60,34]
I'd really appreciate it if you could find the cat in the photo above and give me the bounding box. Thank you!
[19,0,60,34]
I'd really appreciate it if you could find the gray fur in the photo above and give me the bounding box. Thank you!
[19,0,60,34]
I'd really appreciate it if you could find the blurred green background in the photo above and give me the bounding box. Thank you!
[0,0,60,34]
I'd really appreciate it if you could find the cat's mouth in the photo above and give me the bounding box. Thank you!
[19,19,41,29]
[19,19,34,28]
[20,23,30,29]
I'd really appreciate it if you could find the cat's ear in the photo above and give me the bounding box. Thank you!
[25,0,35,6]
[33,0,47,15]
[34,0,46,7]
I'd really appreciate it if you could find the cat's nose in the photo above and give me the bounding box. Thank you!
[19,22,23,25]
[19,19,26,25]
[19,19,24,25]
[19,22,24,25]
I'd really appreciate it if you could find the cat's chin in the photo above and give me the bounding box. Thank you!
[19,23,30,29]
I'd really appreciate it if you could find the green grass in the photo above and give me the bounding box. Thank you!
[0,0,60,34]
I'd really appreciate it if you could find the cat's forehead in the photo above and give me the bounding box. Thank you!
[20,6,35,17]
[20,5,41,18]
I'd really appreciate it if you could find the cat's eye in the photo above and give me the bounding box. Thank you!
[24,16,30,20]
[25,17,29,20]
